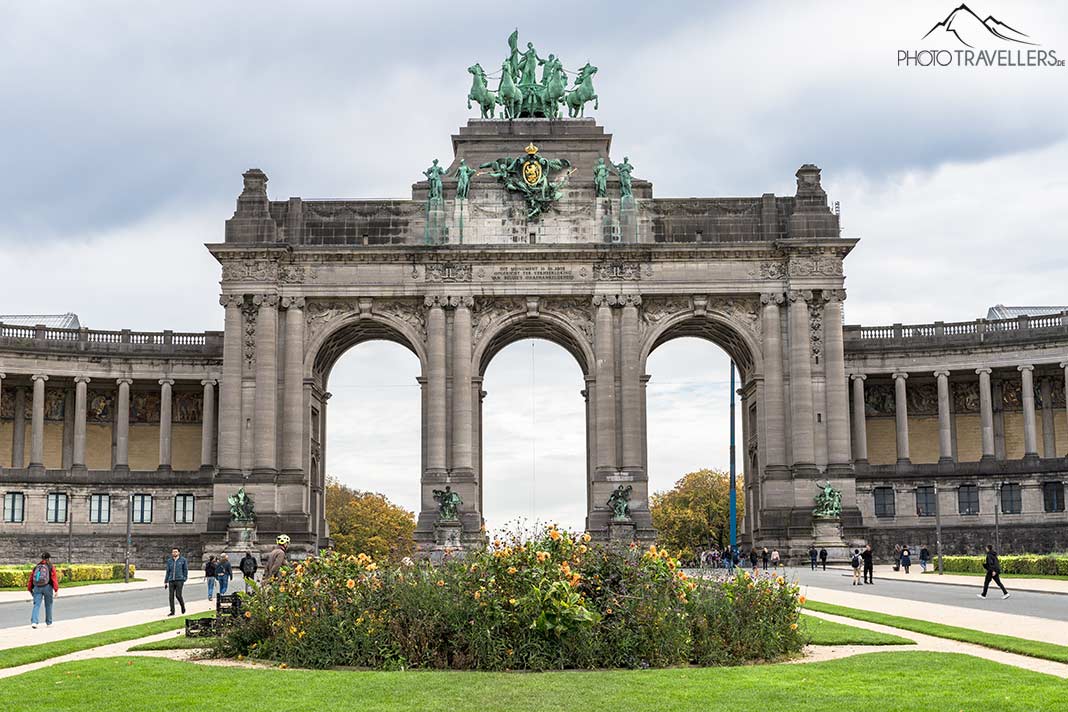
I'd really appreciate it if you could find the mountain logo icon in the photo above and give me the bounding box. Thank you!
[922,4,1038,48]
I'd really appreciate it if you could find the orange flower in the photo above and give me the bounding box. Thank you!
[507,566,517,574]
[346,579,355,589]
[436,580,445,587]
[798,595,807,605]
[473,591,481,600]
[244,610,252,619]
[569,573,582,587]
[536,551,550,563]
[790,623,798,630]
[582,532,591,543]
[549,528,561,541]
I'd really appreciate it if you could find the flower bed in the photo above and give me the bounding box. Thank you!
[935,554,1068,577]
[224,527,803,670]
[0,564,136,588]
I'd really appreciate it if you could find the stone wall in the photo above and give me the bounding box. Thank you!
[0,533,204,569]
[867,524,1068,560]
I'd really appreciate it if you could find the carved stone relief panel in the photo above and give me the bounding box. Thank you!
[864,383,895,416]
[952,382,980,413]
[543,297,595,344]
[906,383,938,416]
[472,297,526,346]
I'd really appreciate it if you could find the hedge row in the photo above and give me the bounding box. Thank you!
[0,564,136,588]
[938,555,1068,576]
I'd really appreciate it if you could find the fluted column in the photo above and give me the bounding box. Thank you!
[620,295,642,472]
[850,375,868,463]
[281,297,306,475]
[158,378,174,472]
[71,375,88,469]
[29,374,48,470]
[1019,365,1038,459]
[976,368,995,460]
[593,296,617,472]
[217,295,244,475]
[787,290,815,472]
[12,386,26,468]
[252,294,279,476]
[934,370,953,463]
[426,297,447,474]
[760,293,787,475]
[114,378,132,471]
[1040,376,1056,458]
[451,296,474,474]
[892,372,910,464]
[823,290,851,471]
[200,379,216,469]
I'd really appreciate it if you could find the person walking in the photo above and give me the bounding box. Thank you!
[722,545,733,573]
[819,548,828,571]
[850,549,863,585]
[216,553,233,596]
[808,545,818,571]
[749,548,759,575]
[893,544,902,572]
[264,534,290,580]
[978,544,1010,599]
[239,551,258,591]
[861,544,875,584]
[27,552,59,629]
[164,547,188,617]
[900,546,912,574]
[919,546,931,573]
[771,549,781,570]
[204,555,217,601]
[761,547,769,571]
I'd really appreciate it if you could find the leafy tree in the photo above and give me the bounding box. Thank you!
[651,468,744,562]
[325,477,416,561]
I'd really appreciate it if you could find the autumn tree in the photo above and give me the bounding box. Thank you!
[650,468,744,562]
[325,477,416,561]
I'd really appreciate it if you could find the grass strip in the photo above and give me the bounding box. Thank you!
[0,578,146,592]
[0,613,212,670]
[800,613,913,646]
[0,652,1064,712]
[805,600,1068,663]
[127,634,216,652]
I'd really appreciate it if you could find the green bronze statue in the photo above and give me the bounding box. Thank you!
[813,481,843,518]
[227,487,255,522]
[564,62,598,118]
[506,29,521,83]
[433,485,463,522]
[453,159,478,200]
[467,63,496,119]
[607,484,632,521]
[593,157,609,198]
[480,143,571,219]
[539,53,567,118]
[424,159,447,201]
[497,60,523,120]
[613,157,634,199]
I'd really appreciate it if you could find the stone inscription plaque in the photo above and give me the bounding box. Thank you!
[488,266,576,282]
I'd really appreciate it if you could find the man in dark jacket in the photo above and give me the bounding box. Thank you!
[239,551,258,591]
[978,544,1010,599]
[808,546,818,571]
[819,548,828,571]
[28,552,60,628]
[216,553,234,596]
[264,534,290,580]
[861,544,875,584]
[164,547,188,616]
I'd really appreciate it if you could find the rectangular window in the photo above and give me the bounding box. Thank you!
[90,494,111,524]
[174,494,195,524]
[46,493,68,523]
[873,487,896,517]
[1044,482,1065,513]
[3,493,25,523]
[915,486,936,517]
[958,484,980,516]
[131,494,153,524]
[1000,483,1022,514]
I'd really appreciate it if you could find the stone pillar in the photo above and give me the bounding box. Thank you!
[760,293,788,475]
[217,295,244,475]
[252,294,279,476]
[787,290,816,473]
[12,386,26,468]
[822,291,851,472]
[158,378,174,472]
[281,297,306,475]
[425,297,447,475]
[29,374,48,470]
[892,372,910,464]
[934,370,953,463]
[976,367,995,461]
[61,388,74,469]
[200,379,216,470]
[114,378,132,472]
[593,296,617,472]
[620,296,642,472]
[451,296,474,474]
[1040,376,1056,459]
[850,375,868,463]
[1019,365,1038,459]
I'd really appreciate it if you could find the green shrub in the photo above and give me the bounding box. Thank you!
[223,527,804,671]
[937,554,1068,576]
[0,563,135,587]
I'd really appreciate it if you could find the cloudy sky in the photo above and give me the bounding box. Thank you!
[3,2,1066,531]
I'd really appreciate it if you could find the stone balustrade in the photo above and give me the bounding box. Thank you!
[844,312,1068,347]
[0,322,223,356]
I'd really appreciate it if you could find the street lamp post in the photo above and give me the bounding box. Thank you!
[728,360,737,553]
[934,482,943,575]
[994,482,1001,553]
[124,493,132,584]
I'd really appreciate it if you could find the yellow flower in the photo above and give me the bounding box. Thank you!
[507,566,518,574]
[606,607,613,615]
[289,625,297,634]
[536,551,550,563]
[578,545,588,554]
[790,623,798,630]
[366,563,377,572]
[436,580,445,587]
[244,611,252,619]
[473,591,481,600]
[582,533,591,543]
[346,579,356,589]
[560,561,571,576]
[776,576,785,585]
[549,528,561,541]
[279,663,288,669]
[509,598,518,606]
[569,573,582,588]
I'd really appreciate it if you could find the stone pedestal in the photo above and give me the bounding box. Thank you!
[811,517,850,562]
[227,522,257,548]
[425,197,446,244]
[607,519,636,544]
[620,195,638,243]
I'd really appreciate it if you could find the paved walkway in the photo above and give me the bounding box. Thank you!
[827,564,1068,595]
[0,570,202,605]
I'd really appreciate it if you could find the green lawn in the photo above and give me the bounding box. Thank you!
[805,600,1068,663]
[127,634,217,652]
[0,577,146,592]
[0,653,1064,711]
[800,613,913,646]
[0,613,212,669]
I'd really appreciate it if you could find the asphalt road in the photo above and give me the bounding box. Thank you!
[786,566,1068,622]
[0,575,254,630]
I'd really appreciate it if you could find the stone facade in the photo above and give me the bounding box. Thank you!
[1,118,1065,565]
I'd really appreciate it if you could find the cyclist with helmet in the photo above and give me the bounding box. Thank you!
[265,534,290,579]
